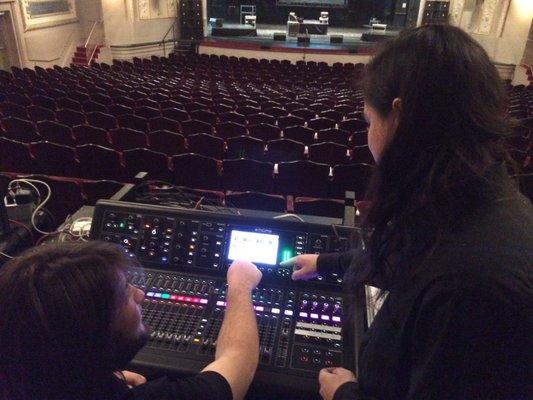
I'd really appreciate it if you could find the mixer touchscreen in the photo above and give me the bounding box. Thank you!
[227,230,280,265]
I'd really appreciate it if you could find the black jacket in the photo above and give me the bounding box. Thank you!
[318,171,533,400]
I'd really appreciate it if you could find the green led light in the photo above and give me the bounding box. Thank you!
[161,293,170,299]
[281,249,293,263]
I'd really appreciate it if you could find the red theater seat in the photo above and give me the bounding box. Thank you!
[31,141,79,177]
[117,113,148,133]
[308,142,349,165]
[225,191,286,213]
[331,163,374,200]
[148,130,186,156]
[110,128,148,151]
[123,148,172,182]
[277,160,330,197]
[265,139,305,163]
[73,124,111,147]
[222,158,274,193]
[0,137,33,173]
[283,125,315,145]
[226,136,265,160]
[76,144,124,181]
[171,153,221,190]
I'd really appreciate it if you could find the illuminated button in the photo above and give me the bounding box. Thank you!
[271,308,280,314]
[216,301,225,307]
[161,293,170,299]
[200,298,208,304]
[310,313,319,319]
[321,315,330,321]
[299,312,308,318]
[154,293,162,298]
[255,306,264,312]
[284,310,294,316]
[146,292,155,297]
[332,316,341,322]
[170,295,179,300]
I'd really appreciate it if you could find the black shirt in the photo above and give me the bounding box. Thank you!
[121,372,232,400]
[318,173,533,400]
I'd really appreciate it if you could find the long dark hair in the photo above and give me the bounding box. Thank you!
[348,25,513,291]
[0,242,137,400]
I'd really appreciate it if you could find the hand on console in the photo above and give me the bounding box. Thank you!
[281,254,319,281]
[227,260,262,292]
[319,367,357,400]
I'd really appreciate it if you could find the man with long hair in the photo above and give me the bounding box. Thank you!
[284,25,532,399]
[0,241,262,400]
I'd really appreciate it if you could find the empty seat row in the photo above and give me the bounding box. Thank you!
[0,138,373,199]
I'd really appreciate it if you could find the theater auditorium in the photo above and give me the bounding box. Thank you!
[0,1,531,399]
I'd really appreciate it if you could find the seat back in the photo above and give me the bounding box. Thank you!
[222,158,274,192]
[283,125,315,145]
[187,133,224,159]
[31,141,79,177]
[73,124,110,147]
[76,144,124,180]
[331,163,374,199]
[0,137,33,173]
[226,191,286,212]
[277,160,330,197]
[171,153,221,190]
[308,142,349,165]
[110,128,148,151]
[148,130,186,155]
[123,148,172,182]
[266,138,305,162]
[2,116,39,142]
[226,135,265,160]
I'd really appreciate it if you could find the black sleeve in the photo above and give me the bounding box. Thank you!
[126,371,232,400]
[317,250,358,275]
[403,284,529,399]
[333,382,376,400]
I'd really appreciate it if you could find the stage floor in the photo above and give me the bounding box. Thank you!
[204,24,399,54]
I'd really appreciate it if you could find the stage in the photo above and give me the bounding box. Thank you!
[204,24,399,55]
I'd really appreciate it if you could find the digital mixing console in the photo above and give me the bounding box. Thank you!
[90,200,358,394]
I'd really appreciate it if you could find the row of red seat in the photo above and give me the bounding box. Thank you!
[0,137,373,199]
[0,113,369,146]
[0,171,352,221]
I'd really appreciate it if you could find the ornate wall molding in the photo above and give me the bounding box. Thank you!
[19,0,78,31]
[137,0,176,20]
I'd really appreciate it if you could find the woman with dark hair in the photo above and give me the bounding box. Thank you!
[283,25,532,400]
[0,241,262,400]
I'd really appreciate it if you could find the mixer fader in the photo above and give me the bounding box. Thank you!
[91,200,357,393]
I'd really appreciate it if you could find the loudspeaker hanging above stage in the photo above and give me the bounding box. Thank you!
[180,0,204,41]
